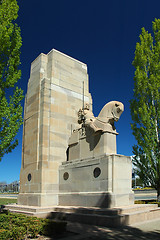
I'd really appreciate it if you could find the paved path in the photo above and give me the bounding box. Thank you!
[134,190,157,200]
[132,218,160,232]
[14,218,160,240]
[58,219,160,240]
[0,194,18,199]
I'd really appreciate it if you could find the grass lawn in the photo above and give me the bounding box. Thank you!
[0,198,17,205]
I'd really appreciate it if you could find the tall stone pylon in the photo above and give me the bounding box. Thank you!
[18,49,92,207]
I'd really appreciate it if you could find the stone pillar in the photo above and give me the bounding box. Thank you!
[18,49,92,206]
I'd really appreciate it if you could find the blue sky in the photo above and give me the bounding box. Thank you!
[0,0,160,183]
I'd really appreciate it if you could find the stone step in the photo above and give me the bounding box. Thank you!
[5,204,56,213]
[4,206,125,226]
[5,205,122,216]
[125,207,160,225]
[5,204,160,228]
[50,211,125,227]
[4,205,55,218]
[8,209,37,216]
[50,205,160,227]
[114,204,158,214]
[8,209,52,218]
[52,204,158,217]
[53,206,121,216]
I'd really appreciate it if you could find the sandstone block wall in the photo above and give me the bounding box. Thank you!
[59,154,134,208]
[18,49,92,206]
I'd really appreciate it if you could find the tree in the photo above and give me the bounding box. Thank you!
[0,0,23,161]
[130,18,160,200]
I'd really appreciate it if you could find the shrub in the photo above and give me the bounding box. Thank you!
[135,200,146,204]
[0,212,67,239]
[0,229,12,240]
[26,218,45,238]
[135,200,160,207]
[11,226,26,240]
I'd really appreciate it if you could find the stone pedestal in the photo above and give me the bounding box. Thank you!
[59,154,134,208]
[18,49,92,207]
[68,130,118,161]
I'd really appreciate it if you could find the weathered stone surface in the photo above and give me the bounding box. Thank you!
[18,49,133,211]
[59,154,134,208]
[68,131,117,161]
[18,49,92,207]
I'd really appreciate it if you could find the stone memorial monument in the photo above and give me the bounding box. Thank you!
[59,101,134,208]
[7,49,160,227]
[18,48,134,208]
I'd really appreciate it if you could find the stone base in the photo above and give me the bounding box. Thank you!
[5,204,160,227]
[5,204,56,218]
[59,192,134,208]
[59,154,134,208]
[68,131,117,161]
[18,193,59,207]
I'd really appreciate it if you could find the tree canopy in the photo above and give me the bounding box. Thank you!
[130,19,160,199]
[0,0,23,161]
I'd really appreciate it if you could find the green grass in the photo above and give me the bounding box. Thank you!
[0,198,17,205]
[0,192,18,194]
